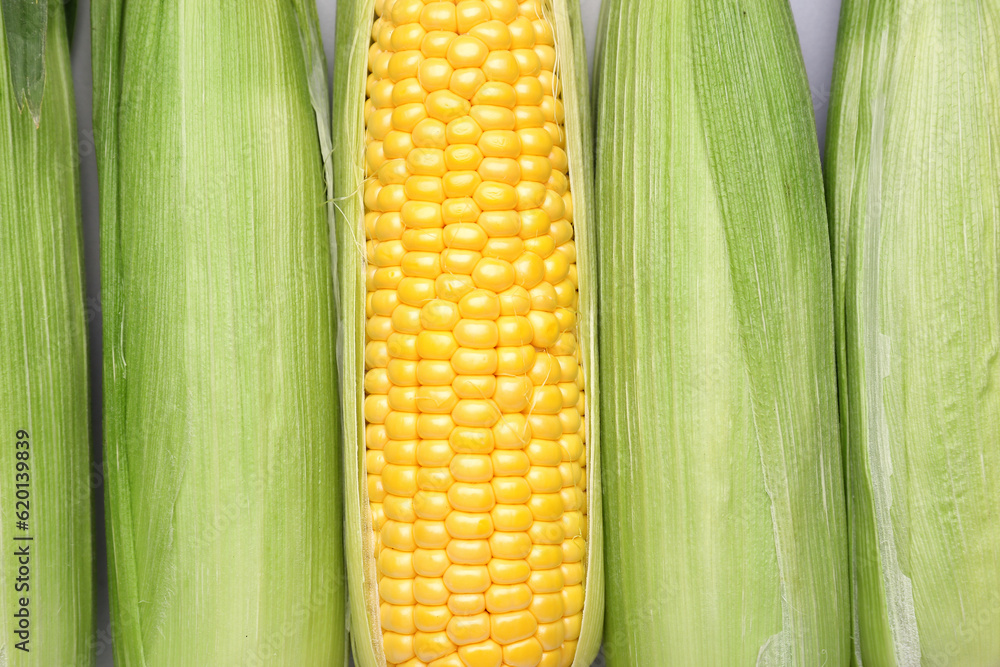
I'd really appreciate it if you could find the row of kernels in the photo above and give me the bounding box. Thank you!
[379,0,521,31]
[362,200,563,244]
[366,42,554,100]
[363,368,573,414]
[378,595,574,640]
[365,141,567,191]
[364,400,585,446]
[386,636,570,667]
[375,1,551,41]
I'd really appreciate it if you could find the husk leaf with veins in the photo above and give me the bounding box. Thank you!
[92,0,346,664]
[332,1,603,665]
[595,0,850,664]
[826,1,1000,664]
[0,4,92,665]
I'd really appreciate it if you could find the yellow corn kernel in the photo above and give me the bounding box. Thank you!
[452,399,502,427]
[391,0,423,25]
[415,576,451,605]
[448,483,496,513]
[456,1,491,33]
[416,604,452,632]
[489,532,533,560]
[416,385,459,413]
[483,237,526,262]
[446,512,495,541]
[413,119,448,149]
[449,593,487,616]
[415,491,452,520]
[493,415,531,449]
[422,30,456,58]
[449,427,494,454]
[450,453,494,483]
[447,539,493,565]
[486,583,533,613]
[385,439,419,465]
[427,90,472,123]
[562,616,581,644]
[529,593,564,624]
[383,521,415,552]
[421,3,457,32]
[503,638,544,667]
[458,640,503,667]
[401,201,444,229]
[414,631,456,662]
[444,564,492,594]
[527,569,564,596]
[491,450,530,477]
[382,578,418,606]
[384,632,416,664]
[381,603,417,635]
[488,559,531,585]
[447,612,491,645]
[492,504,534,532]
[478,131,521,159]
[491,609,538,645]
[483,51,521,84]
[435,274,476,301]
[485,0,518,22]
[491,477,531,505]
[415,521,451,550]
[447,36,489,69]
[494,375,532,412]
[429,654,465,667]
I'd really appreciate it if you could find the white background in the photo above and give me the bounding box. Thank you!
[66,0,841,663]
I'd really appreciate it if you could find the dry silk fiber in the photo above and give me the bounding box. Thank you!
[826,0,1000,664]
[0,3,93,665]
[91,0,345,664]
[333,0,603,666]
[595,0,849,665]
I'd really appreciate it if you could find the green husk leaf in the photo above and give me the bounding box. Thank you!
[548,1,604,664]
[1,0,47,123]
[826,1,1000,664]
[330,1,376,661]
[0,3,93,665]
[91,1,346,663]
[595,0,850,664]
[333,2,602,665]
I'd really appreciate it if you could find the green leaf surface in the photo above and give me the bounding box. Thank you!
[1,3,93,665]
[595,0,850,664]
[91,1,346,664]
[1,0,47,123]
[827,1,1000,664]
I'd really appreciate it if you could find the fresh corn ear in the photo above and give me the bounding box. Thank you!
[1,5,93,665]
[333,1,603,665]
[91,1,346,663]
[595,0,849,664]
[826,1,1000,664]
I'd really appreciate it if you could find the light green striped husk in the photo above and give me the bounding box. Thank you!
[826,1,1000,665]
[595,0,850,664]
[0,4,93,666]
[91,1,346,664]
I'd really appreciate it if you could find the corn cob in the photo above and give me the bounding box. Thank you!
[827,1,1000,664]
[594,0,850,664]
[333,1,603,665]
[0,4,93,665]
[91,1,345,663]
